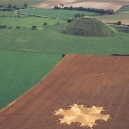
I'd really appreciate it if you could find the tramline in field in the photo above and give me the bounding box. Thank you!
[0,55,129,129]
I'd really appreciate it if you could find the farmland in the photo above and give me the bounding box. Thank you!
[19,8,96,19]
[95,12,129,25]
[0,21,129,55]
[0,55,129,129]
[0,0,129,113]
[116,5,129,13]
[0,14,66,28]
[0,50,62,109]
[32,0,129,11]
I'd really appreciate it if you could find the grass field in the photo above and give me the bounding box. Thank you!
[19,8,96,19]
[95,13,129,25]
[0,0,45,6]
[116,5,129,13]
[0,12,19,17]
[111,25,129,33]
[0,23,129,55]
[0,16,66,29]
[0,50,62,109]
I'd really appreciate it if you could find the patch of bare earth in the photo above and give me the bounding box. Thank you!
[31,0,129,11]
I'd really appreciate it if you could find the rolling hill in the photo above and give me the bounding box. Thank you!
[59,17,117,37]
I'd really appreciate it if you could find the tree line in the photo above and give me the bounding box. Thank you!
[0,22,59,30]
[0,3,27,11]
[54,6,114,15]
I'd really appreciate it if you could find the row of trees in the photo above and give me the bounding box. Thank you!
[6,3,27,8]
[107,21,122,25]
[0,22,49,30]
[0,3,27,11]
[54,6,114,14]
[0,25,23,29]
[32,22,48,30]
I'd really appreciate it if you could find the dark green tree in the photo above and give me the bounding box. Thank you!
[32,25,37,30]
[67,19,72,23]
[44,22,47,26]
[24,3,27,8]
[7,4,11,8]
[16,26,20,29]
[54,6,59,9]
[117,21,122,25]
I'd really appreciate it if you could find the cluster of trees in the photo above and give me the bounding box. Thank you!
[0,3,27,11]
[0,25,13,29]
[107,21,122,25]
[0,25,22,29]
[32,22,48,30]
[67,19,75,23]
[116,21,122,25]
[0,25,7,29]
[32,25,37,30]
[0,22,50,30]
[0,15,20,18]
[54,6,114,14]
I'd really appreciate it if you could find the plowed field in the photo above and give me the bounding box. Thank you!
[0,55,129,129]
[32,0,129,11]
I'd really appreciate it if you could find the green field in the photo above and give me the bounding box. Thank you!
[0,22,129,55]
[19,8,96,19]
[0,50,62,109]
[116,5,129,13]
[0,16,66,29]
[0,0,45,6]
[94,13,129,24]
[0,11,19,17]
[111,25,129,33]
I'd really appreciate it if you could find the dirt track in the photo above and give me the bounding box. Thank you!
[0,55,129,129]
[31,0,129,11]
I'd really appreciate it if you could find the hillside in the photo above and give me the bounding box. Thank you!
[59,17,117,37]
[116,5,129,13]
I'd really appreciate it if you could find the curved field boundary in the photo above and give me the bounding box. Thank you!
[0,55,129,129]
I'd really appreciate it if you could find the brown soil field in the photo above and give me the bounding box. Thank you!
[0,55,129,129]
[32,0,129,11]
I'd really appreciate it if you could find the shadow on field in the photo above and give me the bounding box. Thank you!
[112,54,129,56]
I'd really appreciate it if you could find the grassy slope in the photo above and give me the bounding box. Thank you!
[116,5,129,13]
[0,23,129,55]
[0,50,62,109]
[59,17,116,36]
[0,16,66,29]
[0,0,45,6]
[111,25,129,33]
[19,8,96,18]
[94,13,129,24]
